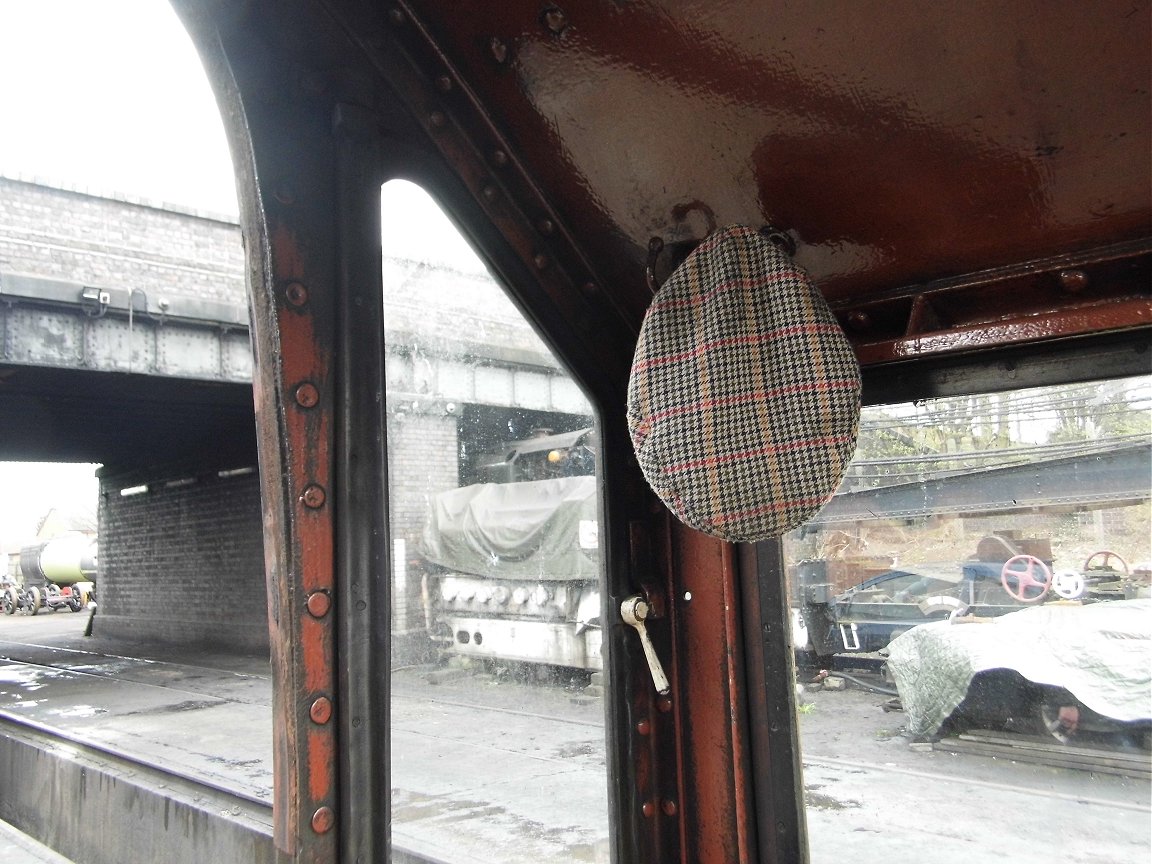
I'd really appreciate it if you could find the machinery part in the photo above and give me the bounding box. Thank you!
[838,622,861,651]
[1000,555,1053,603]
[27,586,42,616]
[919,595,966,615]
[68,588,86,613]
[1051,569,1087,600]
[1039,700,1081,744]
[1083,550,1129,577]
[620,595,671,695]
[2,588,17,615]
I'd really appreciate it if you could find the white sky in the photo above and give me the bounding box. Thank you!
[0,2,488,548]
[0,1,238,215]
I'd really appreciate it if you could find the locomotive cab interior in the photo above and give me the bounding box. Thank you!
[149,2,1152,863]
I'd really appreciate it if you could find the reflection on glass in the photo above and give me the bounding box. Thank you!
[788,377,1152,863]
[382,180,609,863]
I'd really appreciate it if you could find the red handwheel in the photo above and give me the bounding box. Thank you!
[1083,550,1128,576]
[1001,555,1053,603]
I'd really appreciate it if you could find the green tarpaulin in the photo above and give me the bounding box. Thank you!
[420,476,599,581]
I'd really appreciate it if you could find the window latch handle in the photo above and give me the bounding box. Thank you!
[620,595,671,695]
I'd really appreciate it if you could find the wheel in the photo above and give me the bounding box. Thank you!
[1051,569,1086,600]
[1083,550,1128,577]
[1000,555,1053,603]
[65,589,86,617]
[27,586,42,616]
[1039,699,1081,744]
[2,588,17,615]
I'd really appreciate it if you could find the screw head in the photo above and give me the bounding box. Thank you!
[311,806,335,834]
[306,592,331,618]
[636,719,652,735]
[661,799,678,817]
[284,282,309,307]
[294,382,320,408]
[642,800,655,818]
[489,37,509,65]
[1058,269,1090,293]
[846,310,871,332]
[272,182,296,206]
[301,484,327,509]
[310,696,333,725]
[543,7,568,34]
[429,111,447,129]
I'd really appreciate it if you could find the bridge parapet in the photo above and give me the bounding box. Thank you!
[1,271,253,382]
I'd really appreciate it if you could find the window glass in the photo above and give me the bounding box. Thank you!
[383,180,610,863]
[786,376,1152,863]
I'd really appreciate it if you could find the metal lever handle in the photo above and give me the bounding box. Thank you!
[620,595,671,695]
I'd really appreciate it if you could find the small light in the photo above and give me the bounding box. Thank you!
[547,449,563,463]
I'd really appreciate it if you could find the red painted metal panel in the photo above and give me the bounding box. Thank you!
[669,527,755,863]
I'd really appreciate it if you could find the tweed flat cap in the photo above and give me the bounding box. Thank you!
[628,225,860,542]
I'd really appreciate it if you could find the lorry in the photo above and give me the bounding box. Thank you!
[419,428,603,670]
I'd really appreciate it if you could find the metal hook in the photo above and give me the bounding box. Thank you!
[645,237,665,295]
[646,216,795,296]
[670,200,717,236]
[647,201,718,294]
[758,224,797,256]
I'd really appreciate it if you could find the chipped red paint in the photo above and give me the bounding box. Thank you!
[300,616,333,695]
[670,528,754,863]
[264,214,338,858]
[856,297,1152,365]
[307,728,336,802]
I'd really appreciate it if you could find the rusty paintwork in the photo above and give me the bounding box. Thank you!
[172,2,1150,863]
[668,528,756,863]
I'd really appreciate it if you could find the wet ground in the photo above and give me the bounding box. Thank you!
[0,611,1148,863]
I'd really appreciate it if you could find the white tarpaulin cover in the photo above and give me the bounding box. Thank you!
[887,599,1152,737]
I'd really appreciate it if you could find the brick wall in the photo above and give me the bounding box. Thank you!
[387,412,459,642]
[0,176,245,303]
[93,408,459,656]
[97,467,268,652]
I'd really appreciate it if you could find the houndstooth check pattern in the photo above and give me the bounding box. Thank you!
[628,225,861,542]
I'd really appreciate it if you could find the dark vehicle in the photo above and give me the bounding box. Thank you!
[888,598,1152,748]
[799,533,1147,658]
